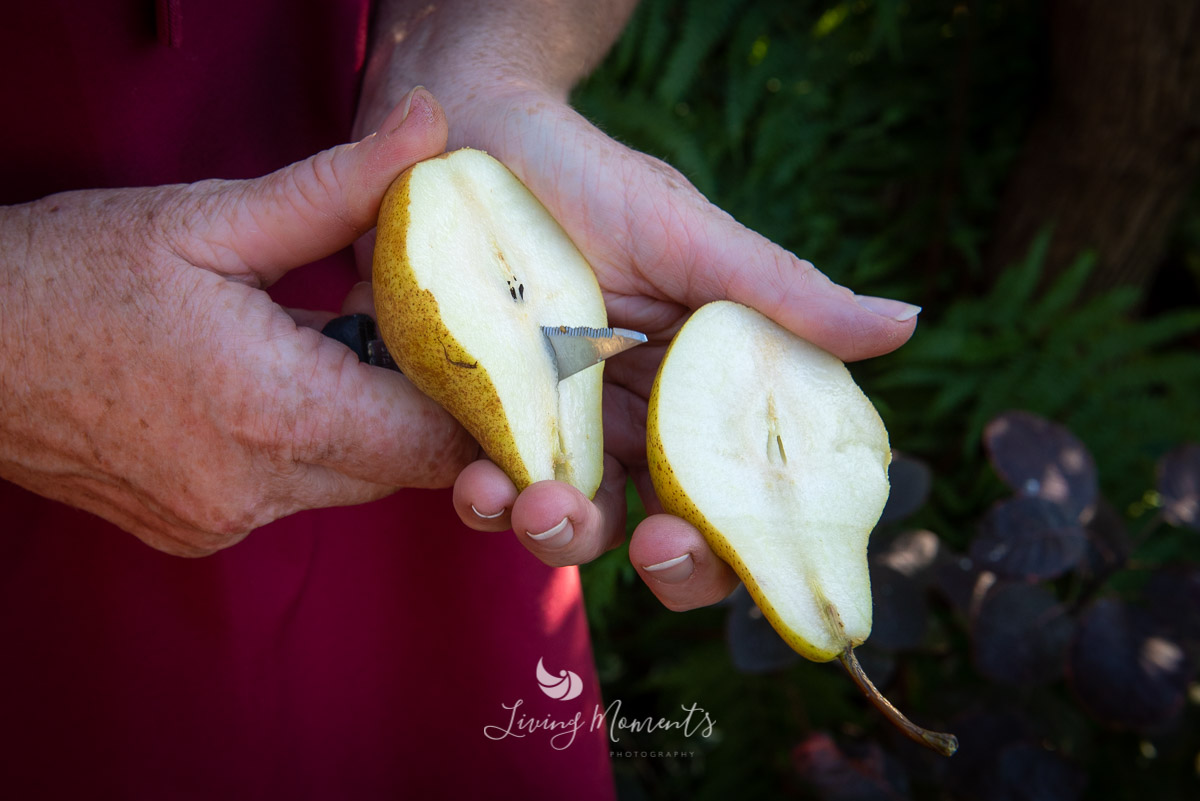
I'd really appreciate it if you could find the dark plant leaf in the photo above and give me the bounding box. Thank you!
[978,743,1087,801]
[875,529,942,588]
[867,562,928,651]
[972,582,1073,686]
[1067,598,1192,732]
[792,732,909,801]
[932,549,990,618]
[1157,443,1200,530]
[970,496,1087,580]
[878,453,932,525]
[1142,566,1200,647]
[725,584,799,674]
[944,713,1032,798]
[852,645,897,690]
[1077,498,1130,582]
[984,411,1098,520]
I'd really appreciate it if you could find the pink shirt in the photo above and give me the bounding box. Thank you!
[0,2,615,797]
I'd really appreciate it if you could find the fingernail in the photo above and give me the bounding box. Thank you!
[470,504,506,520]
[386,86,425,137]
[855,294,922,322]
[642,553,694,584]
[526,517,574,548]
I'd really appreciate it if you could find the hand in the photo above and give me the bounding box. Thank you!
[353,67,918,608]
[0,89,477,556]
[427,89,919,611]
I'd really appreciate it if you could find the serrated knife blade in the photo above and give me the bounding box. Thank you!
[320,314,647,382]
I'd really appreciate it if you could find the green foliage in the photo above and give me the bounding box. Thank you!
[863,228,1200,523]
[574,0,1043,296]
[573,1,1200,799]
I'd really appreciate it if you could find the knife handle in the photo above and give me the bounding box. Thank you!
[320,314,401,372]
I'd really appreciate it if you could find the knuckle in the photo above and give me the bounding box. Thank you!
[160,479,270,555]
[182,504,258,553]
[279,146,360,237]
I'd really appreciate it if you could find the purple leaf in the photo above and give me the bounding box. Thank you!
[972,582,1073,686]
[878,454,932,525]
[792,733,909,801]
[970,496,1087,580]
[932,549,990,618]
[725,584,800,674]
[1077,499,1130,581]
[984,411,1097,520]
[978,744,1087,801]
[874,530,943,588]
[868,562,928,651]
[1143,566,1200,647]
[1067,598,1192,732]
[944,713,1032,798]
[1157,443,1200,530]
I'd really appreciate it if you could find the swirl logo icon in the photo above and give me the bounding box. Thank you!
[535,658,583,701]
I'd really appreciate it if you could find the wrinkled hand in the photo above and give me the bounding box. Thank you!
[443,90,921,610]
[0,89,477,556]
[354,86,919,609]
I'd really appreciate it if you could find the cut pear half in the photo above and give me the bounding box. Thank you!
[648,300,957,756]
[372,148,606,495]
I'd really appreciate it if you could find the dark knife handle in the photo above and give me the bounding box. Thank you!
[320,314,400,372]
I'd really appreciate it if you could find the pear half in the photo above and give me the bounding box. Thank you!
[373,148,606,496]
[648,301,956,756]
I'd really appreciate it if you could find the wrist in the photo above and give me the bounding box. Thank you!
[357,33,559,145]
[357,1,636,142]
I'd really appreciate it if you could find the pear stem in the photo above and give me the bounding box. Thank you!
[838,647,959,757]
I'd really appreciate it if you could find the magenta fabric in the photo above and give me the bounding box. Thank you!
[0,2,615,798]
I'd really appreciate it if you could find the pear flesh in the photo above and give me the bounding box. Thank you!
[649,300,887,660]
[373,148,606,495]
[648,300,957,756]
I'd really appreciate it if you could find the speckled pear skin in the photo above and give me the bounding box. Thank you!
[373,160,535,489]
[371,149,605,496]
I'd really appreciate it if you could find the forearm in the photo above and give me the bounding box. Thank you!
[359,0,638,136]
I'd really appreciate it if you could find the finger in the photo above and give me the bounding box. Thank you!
[353,228,378,281]
[281,325,480,489]
[639,196,920,363]
[340,281,376,316]
[453,458,518,532]
[271,460,401,520]
[601,382,650,469]
[604,151,923,363]
[495,114,919,363]
[180,86,447,284]
[629,514,740,612]
[510,456,628,568]
[284,307,338,331]
[718,238,921,363]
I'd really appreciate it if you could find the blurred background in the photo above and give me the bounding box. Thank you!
[571,1,1200,798]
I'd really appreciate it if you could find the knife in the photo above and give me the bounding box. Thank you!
[321,314,647,381]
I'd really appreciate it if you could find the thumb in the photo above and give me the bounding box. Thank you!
[715,227,922,362]
[180,86,446,285]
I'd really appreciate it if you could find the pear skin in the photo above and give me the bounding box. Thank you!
[373,149,606,495]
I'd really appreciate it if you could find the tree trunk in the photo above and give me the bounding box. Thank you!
[986,0,1200,295]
